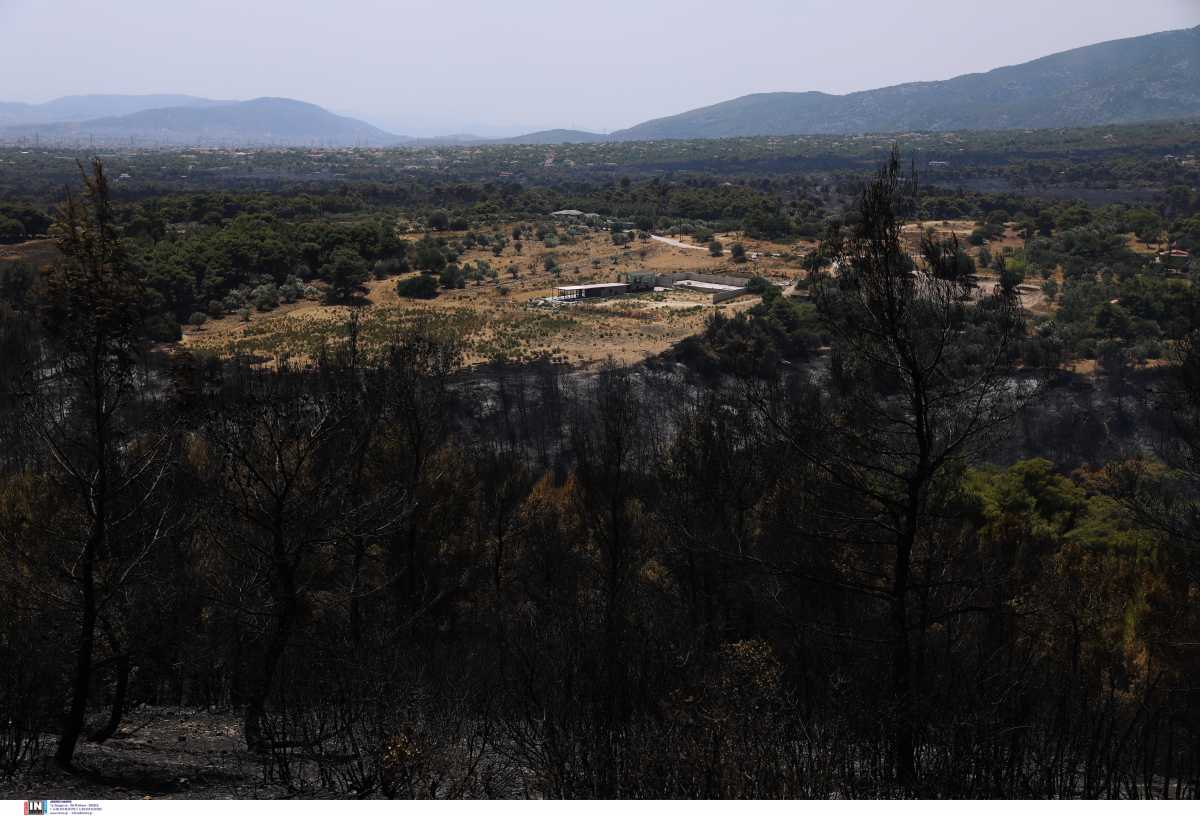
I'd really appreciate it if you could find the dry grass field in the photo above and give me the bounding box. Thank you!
[0,237,59,267]
[7,219,1166,370]
[182,226,803,367]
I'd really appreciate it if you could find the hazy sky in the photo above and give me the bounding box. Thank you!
[1,0,1197,136]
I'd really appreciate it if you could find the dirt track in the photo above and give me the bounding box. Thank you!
[650,234,707,250]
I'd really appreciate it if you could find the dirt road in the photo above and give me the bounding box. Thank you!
[650,234,706,251]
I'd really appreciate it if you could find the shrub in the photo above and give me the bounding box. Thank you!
[744,276,777,295]
[374,258,405,279]
[187,311,208,327]
[428,210,450,231]
[440,263,466,290]
[280,277,305,303]
[0,214,26,244]
[413,240,446,273]
[145,313,182,342]
[708,240,724,257]
[396,275,439,299]
[1133,338,1165,360]
[252,283,279,311]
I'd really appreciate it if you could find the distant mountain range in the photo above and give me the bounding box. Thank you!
[0,97,403,147]
[490,129,608,145]
[2,25,1198,148]
[0,94,229,128]
[601,25,1200,141]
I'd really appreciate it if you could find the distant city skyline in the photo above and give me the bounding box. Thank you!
[1,0,1197,137]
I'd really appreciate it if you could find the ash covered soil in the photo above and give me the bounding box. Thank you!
[1,707,315,800]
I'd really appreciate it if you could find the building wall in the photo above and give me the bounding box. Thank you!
[584,285,628,297]
[712,288,747,304]
[652,271,750,289]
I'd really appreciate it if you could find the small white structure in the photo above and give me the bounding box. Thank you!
[650,272,751,303]
[674,279,744,293]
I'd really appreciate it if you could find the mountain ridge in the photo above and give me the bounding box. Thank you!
[0,97,405,147]
[605,25,1200,141]
[0,94,227,128]
[3,25,1198,147]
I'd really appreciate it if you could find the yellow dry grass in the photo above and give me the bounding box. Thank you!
[183,226,801,368]
[0,238,60,267]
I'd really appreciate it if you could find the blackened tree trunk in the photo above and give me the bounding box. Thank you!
[57,522,99,765]
[244,540,297,753]
[90,653,130,744]
[31,161,160,770]
[788,148,1028,791]
[891,520,916,788]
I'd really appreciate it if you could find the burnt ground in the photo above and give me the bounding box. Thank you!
[1,707,310,800]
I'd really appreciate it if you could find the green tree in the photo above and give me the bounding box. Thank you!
[922,233,976,283]
[0,215,26,244]
[439,263,460,290]
[413,238,447,274]
[999,259,1024,294]
[320,247,369,303]
[1036,211,1055,237]
[1129,209,1164,246]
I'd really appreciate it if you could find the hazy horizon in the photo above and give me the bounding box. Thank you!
[2,0,1197,137]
